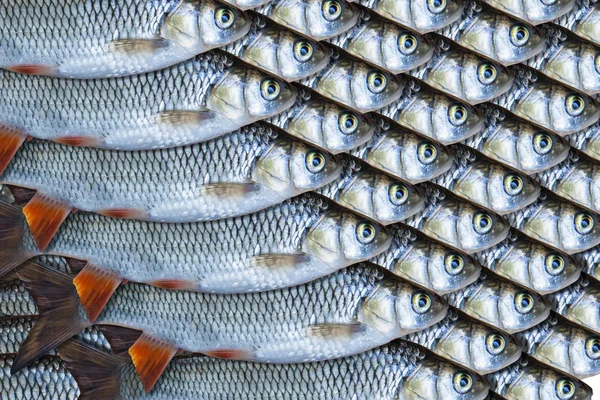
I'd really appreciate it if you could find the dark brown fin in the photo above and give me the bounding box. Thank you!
[0,125,26,175]
[22,193,71,251]
[4,185,37,206]
[73,264,121,323]
[12,261,89,373]
[97,208,149,220]
[150,279,198,290]
[58,340,124,400]
[109,38,169,54]
[0,200,31,276]
[98,325,143,356]
[128,334,178,392]
[64,258,88,275]
[0,269,20,286]
[53,136,102,147]
[6,65,56,76]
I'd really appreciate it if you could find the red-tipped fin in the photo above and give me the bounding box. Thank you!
[150,279,198,291]
[97,208,148,220]
[204,349,252,360]
[128,334,178,392]
[22,193,71,251]
[0,125,26,175]
[73,264,121,323]
[6,65,56,76]
[0,200,31,276]
[53,136,102,147]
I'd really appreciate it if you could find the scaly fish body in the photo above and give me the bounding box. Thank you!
[0,283,37,318]
[554,0,600,46]
[567,121,600,163]
[548,277,600,335]
[0,0,251,79]
[221,0,272,9]
[1,123,342,222]
[575,245,600,281]
[480,0,575,23]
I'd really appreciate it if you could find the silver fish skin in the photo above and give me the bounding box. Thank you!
[369,225,482,294]
[24,194,392,293]
[548,277,600,335]
[491,67,600,135]
[376,80,485,145]
[351,0,465,33]
[506,192,600,254]
[221,19,331,81]
[349,123,454,184]
[299,55,404,113]
[266,90,376,153]
[574,245,600,281]
[489,357,593,400]
[474,233,582,294]
[326,13,434,74]
[0,283,37,318]
[444,275,551,333]
[437,1,546,66]
[0,52,297,150]
[567,121,600,163]
[516,317,600,378]
[464,106,570,174]
[433,146,541,215]
[403,185,510,253]
[553,0,600,46]
[220,0,272,9]
[315,157,426,225]
[255,0,360,40]
[404,311,522,373]
[0,0,251,79]
[408,40,514,105]
[1,124,342,223]
[480,0,575,23]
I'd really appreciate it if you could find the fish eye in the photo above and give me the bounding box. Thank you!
[453,372,473,394]
[473,212,493,234]
[586,338,600,359]
[412,293,432,313]
[389,183,409,206]
[367,72,387,94]
[478,63,498,85]
[533,133,553,155]
[575,213,595,234]
[215,7,236,29]
[542,0,558,5]
[261,79,281,101]
[504,174,524,196]
[356,222,376,244]
[322,0,343,21]
[305,150,326,173]
[428,0,447,13]
[449,104,468,126]
[556,379,576,400]
[545,253,565,275]
[486,333,506,355]
[515,292,535,314]
[595,53,600,73]
[417,143,438,164]
[445,254,464,275]
[510,25,530,47]
[339,112,359,135]
[566,95,585,117]
[399,33,418,55]
[293,41,314,62]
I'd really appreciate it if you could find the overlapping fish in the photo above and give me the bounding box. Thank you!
[548,277,600,334]
[567,121,600,163]
[480,0,575,24]
[553,0,600,46]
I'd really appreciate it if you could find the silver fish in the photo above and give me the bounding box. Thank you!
[491,67,600,135]
[553,0,600,47]
[433,146,541,215]
[0,52,297,150]
[327,13,434,74]
[256,0,360,40]
[220,0,272,9]
[506,192,600,254]
[0,0,251,79]
[516,317,600,378]
[475,233,582,294]
[403,185,510,253]
[370,225,482,294]
[464,106,570,174]
[408,40,514,105]
[548,277,600,335]
[444,275,551,333]
[438,1,546,66]
[575,245,600,281]
[567,121,600,163]
[480,0,575,24]
[315,157,425,225]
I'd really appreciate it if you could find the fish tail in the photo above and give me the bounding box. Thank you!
[0,200,32,276]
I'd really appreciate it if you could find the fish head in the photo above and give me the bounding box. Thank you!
[374,0,464,33]
[546,85,600,134]
[552,201,600,253]
[220,0,271,10]
[304,0,360,39]
[463,55,514,104]
[491,281,551,332]
[545,325,600,378]
[164,0,251,50]
[504,365,592,400]
[508,122,570,173]
[559,284,600,333]
[303,210,392,268]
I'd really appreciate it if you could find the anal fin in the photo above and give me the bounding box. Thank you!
[98,208,149,220]
[0,125,26,175]
[23,193,71,251]
[109,38,169,54]
[150,279,198,291]
[53,136,102,147]
[129,334,178,392]
[73,264,121,323]
[6,65,56,76]
[204,348,252,360]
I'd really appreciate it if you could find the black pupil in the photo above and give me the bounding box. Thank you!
[521,297,530,307]
[418,297,427,307]
[395,188,404,199]
[593,342,600,352]
[455,109,464,119]
[345,117,355,128]
[540,138,549,147]
[451,258,459,268]
[563,384,571,394]
[405,38,414,47]
[510,179,519,189]
[573,99,582,109]
[480,217,489,227]
[374,76,382,86]
[329,3,338,14]
[222,12,231,22]
[552,258,560,268]
[300,45,309,56]
[363,227,373,237]
[268,84,276,94]
[424,147,433,157]
[516,29,525,40]
[434,0,442,7]
[582,217,590,228]
[493,338,501,348]
[312,156,322,167]
[484,67,493,78]
[460,377,468,387]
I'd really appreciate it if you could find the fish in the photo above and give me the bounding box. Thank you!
[0,194,392,295]
[326,12,434,74]
[299,54,404,113]
[506,191,600,254]
[349,122,454,184]
[480,0,575,24]
[433,145,541,215]
[220,0,272,9]
[376,79,485,145]
[547,277,600,335]
[408,39,514,105]
[315,157,426,225]
[369,225,482,294]
[0,51,297,154]
[553,0,600,47]
[474,233,582,294]
[0,0,251,79]
[491,67,600,135]
[444,275,551,333]
[464,106,570,174]
[489,356,593,400]
[567,121,600,163]
[516,316,600,378]
[575,245,600,281]
[437,1,546,66]
[0,123,342,223]
[350,0,464,33]
[404,310,522,373]
[403,184,510,253]
[0,282,37,318]
[221,18,331,81]
[13,261,448,392]
[255,0,360,40]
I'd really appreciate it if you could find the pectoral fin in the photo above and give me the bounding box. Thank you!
[23,193,72,251]
[129,334,178,393]
[73,264,122,323]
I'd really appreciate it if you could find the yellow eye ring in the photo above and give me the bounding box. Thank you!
[566,95,585,117]
[504,174,524,196]
[449,104,468,126]
[306,150,326,173]
[486,333,506,355]
[418,143,437,165]
[339,113,359,135]
[399,33,418,55]
[586,338,600,359]
[510,25,530,47]
[215,8,235,29]
[515,292,535,314]
[428,0,447,13]
[545,254,565,275]
[533,133,553,155]
[293,41,314,62]
[453,372,473,394]
[478,64,497,85]
[473,212,493,234]
[445,254,465,275]
[556,379,576,400]
[389,183,409,206]
[356,222,376,244]
[367,72,387,94]
[261,79,281,101]
[412,293,432,313]
[575,213,595,234]
[322,0,343,21]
